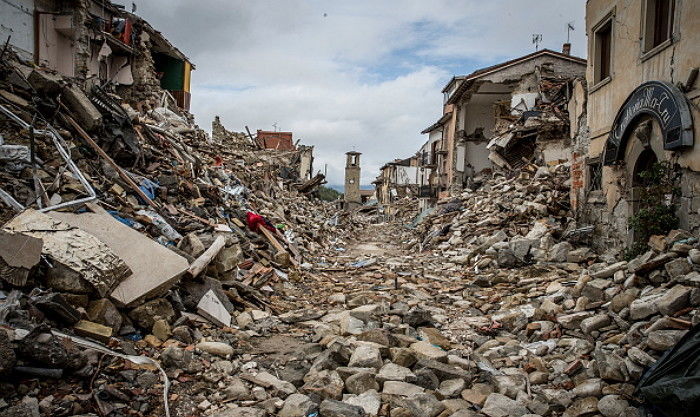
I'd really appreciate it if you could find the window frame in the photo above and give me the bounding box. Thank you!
[640,0,677,61]
[587,157,603,192]
[591,12,615,90]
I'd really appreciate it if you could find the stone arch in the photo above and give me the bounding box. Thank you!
[622,117,669,244]
[623,115,667,185]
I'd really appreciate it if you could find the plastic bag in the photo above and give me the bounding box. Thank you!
[636,325,700,417]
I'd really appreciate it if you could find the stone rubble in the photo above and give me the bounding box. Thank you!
[0,28,698,417]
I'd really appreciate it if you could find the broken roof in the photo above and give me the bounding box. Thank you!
[380,157,414,171]
[446,49,585,105]
[124,11,195,67]
[441,75,466,93]
[421,112,453,134]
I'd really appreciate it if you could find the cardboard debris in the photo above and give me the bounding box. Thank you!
[48,205,189,307]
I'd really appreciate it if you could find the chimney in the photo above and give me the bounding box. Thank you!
[562,43,571,55]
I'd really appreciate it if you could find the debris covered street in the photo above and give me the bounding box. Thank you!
[1,1,700,417]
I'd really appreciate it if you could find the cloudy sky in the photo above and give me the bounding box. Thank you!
[134,0,586,186]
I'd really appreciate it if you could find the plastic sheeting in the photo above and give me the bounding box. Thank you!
[636,325,700,417]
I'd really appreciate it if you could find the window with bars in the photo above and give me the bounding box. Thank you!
[588,160,603,191]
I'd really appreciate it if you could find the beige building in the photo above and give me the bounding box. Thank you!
[572,0,699,247]
[373,157,419,209]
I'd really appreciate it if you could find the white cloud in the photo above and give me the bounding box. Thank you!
[134,0,586,185]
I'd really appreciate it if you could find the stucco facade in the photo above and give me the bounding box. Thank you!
[574,0,700,248]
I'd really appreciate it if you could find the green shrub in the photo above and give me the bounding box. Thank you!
[625,161,680,259]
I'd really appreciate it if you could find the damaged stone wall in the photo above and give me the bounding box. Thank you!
[577,0,700,249]
[114,21,163,108]
[680,171,700,233]
[212,115,253,149]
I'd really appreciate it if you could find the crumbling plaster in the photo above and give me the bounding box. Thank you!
[0,0,35,59]
[586,0,700,171]
[579,0,700,243]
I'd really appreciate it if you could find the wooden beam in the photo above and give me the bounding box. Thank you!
[186,235,226,278]
[62,113,161,213]
[260,226,286,254]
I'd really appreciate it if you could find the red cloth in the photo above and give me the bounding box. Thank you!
[246,212,275,233]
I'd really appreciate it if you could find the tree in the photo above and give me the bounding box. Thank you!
[317,186,342,201]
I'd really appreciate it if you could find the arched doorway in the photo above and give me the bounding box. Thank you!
[627,144,679,247]
[632,148,658,187]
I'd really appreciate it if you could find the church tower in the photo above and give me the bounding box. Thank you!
[344,151,361,210]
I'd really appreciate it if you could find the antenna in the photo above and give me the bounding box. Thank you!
[272,122,278,132]
[567,22,575,43]
[532,34,542,51]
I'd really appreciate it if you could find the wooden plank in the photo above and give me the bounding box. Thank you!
[186,235,226,278]
[260,226,286,254]
[62,113,161,213]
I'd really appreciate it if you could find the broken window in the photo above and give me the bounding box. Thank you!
[593,17,612,83]
[430,141,439,165]
[153,53,193,110]
[643,0,675,52]
[588,160,602,191]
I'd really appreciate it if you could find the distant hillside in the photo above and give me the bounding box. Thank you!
[328,184,374,193]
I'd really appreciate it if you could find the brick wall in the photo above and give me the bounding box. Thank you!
[570,151,584,211]
[256,130,294,151]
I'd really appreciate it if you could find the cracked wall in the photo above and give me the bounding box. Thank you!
[580,0,700,248]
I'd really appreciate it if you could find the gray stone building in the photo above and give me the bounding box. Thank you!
[344,151,361,210]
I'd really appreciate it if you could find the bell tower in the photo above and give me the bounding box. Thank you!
[344,151,361,210]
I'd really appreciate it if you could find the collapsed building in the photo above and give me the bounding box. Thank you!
[571,0,700,249]
[0,1,698,416]
[416,48,586,209]
[1,0,195,111]
[256,129,295,151]
[373,156,419,209]
[0,2,350,415]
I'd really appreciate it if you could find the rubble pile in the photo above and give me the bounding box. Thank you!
[415,163,574,270]
[486,73,578,171]
[426,229,700,417]
[383,198,420,225]
[0,51,359,416]
[392,163,700,416]
[0,37,698,417]
[132,220,697,417]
